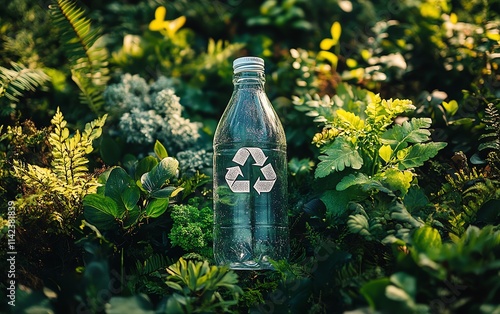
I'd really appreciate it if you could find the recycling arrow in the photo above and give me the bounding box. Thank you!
[225,147,277,194]
[254,163,276,194]
[232,147,268,166]
[225,166,250,193]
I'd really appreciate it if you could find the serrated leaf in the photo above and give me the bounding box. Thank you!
[382,169,413,196]
[141,157,179,193]
[145,198,169,218]
[337,173,394,194]
[315,137,363,178]
[397,142,447,170]
[336,109,365,130]
[381,118,432,150]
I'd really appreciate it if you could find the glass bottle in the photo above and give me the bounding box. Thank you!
[213,56,289,270]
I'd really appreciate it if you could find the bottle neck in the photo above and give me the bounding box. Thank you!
[233,71,265,89]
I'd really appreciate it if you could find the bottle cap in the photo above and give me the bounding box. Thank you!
[233,56,265,74]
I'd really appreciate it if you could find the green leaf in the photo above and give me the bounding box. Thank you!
[315,137,363,178]
[135,156,158,181]
[336,109,365,131]
[397,142,447,170]
[107,295,154,314]
[320,189,352,222]
[379,145,393,163]
[100,135,121,165]
[360,278,392,310]
[442,100,458,116]
[382,169,413,196]
[381,118,432,150]
[150,186,177,199]
[105,167,140,214]
[154,140,169,159]
[412,226,442,252]
[123,206,141,228]
[83,194,119,230]
[145,198,169,218]
[141,157,179,193]
[390,272,417,299]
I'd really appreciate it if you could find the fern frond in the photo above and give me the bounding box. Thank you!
[48,107,106,196]
[0,62,50,103]
[49,0,109,113]
[479,103,500,152]
[135,254,173,276]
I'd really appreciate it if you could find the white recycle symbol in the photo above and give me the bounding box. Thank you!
[225,147,277,194]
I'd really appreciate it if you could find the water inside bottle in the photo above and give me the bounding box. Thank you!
[213,144,288,269]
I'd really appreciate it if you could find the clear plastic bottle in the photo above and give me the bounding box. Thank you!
[213,56,289,270]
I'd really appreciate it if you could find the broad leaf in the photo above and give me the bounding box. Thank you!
[141,157,179,193]
[382,169,413,196]
[105,167,140,214]
[315,137,363,178]
[412,226,442,252]
[379,145,393,163]
[150,186,177,199]
[320,190,352,222]
[381,118,432,150]
[135,156,158,181]
[337,173,393,194]
[145,198,169,218]
[397,142,447,170]
[83,194,119,230]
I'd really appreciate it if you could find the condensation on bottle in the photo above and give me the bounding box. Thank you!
[213,56,289,270]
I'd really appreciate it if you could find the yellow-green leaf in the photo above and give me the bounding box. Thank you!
[330,21,342,43]
[149,6,167,31]
[346,58,357,68]
[379,145,393,163]
[317,51,338,68]
[383,168,413,195]
[361,49,372,61]
[450,12,458,24]
[486,31,500,41]
[442,100,458,116]
[336,109,365,130]
[320,38,336,51]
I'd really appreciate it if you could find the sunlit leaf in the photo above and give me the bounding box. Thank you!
[317,51,338,68]
[379,145,393,163]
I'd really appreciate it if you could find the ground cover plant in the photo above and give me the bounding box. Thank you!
[0,0,499,313]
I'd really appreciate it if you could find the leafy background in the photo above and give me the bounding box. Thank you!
[0,0,499,313]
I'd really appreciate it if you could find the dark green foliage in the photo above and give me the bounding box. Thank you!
[1,1,499,313]
[169,203,213,258]
[49,0,109,113]
[83,155,182,232]
[0,62,50,116]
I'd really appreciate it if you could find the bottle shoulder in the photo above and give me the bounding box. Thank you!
[214,90,286,145]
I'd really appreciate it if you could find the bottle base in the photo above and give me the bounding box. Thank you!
[227,260,274,270]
